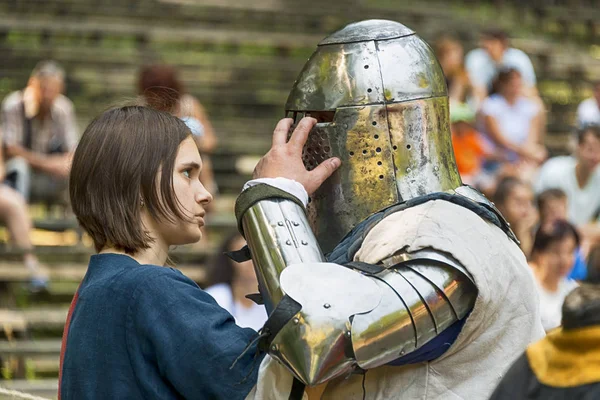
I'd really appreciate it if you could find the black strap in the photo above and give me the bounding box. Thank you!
[258,294,302,352]
[289,377,306,400]
[245,292,264,305]
[225,245,252,263]
[21,101,32,150]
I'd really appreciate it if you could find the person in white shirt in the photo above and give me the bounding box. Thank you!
[204,233,267,331]
[576,81,600,128]
[535,126,600,242]
[465,29,537,106]
[478,68,546,189]
[528,220,580,331]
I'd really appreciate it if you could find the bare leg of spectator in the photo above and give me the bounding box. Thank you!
[0,185,48,290]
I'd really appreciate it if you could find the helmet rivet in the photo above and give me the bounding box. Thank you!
[345,331,351,337]
[323,303,331,309]
[292,221,300,226]
[434,166,439,171]
[285,240,292,245]
[271,345,277,352]
[277,221,284,226]
[293,318,300,324]
[301,240,308,245]
[406,167,411,173]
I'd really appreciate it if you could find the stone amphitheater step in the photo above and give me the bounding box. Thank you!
[0,378,58,399]
[0,262,209,284]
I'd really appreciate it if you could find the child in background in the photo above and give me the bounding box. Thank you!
[529,220,580,331]
[451,102,487,186]
[537,188,587,280]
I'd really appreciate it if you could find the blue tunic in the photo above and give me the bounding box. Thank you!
[60,253,262,400]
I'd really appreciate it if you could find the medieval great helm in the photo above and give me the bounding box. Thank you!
[286,19,462,252]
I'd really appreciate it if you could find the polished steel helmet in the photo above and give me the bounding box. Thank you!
[286,19,462,253]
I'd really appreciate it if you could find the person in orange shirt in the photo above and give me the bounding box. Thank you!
[450,103,487,185]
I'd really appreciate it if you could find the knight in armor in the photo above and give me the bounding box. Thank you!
[235,19,545,400]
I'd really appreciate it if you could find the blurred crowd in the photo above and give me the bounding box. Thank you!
[1,28,600,332]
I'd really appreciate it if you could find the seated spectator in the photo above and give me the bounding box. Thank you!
[0,60,77,204]
[204,233,266,331]
[434,35,473,107]
[478,68,546,183]
[490,284,600,399]
[576,80,600,127]
[529,220,580,331]
[0,133,47,291]
[535,125,600,251]
[465,29,537,106]
[138,64,218,196]
[494,177,538,257]
[537,188,588,280]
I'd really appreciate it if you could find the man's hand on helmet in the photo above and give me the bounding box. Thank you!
[253,117,341,195]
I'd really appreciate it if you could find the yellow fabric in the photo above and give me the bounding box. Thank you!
[527,325,600,387]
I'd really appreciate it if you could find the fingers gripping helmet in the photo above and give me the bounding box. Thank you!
[286,19,462,252]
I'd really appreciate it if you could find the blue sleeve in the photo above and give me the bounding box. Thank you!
[128,269,263,400]
[568,248,588,281]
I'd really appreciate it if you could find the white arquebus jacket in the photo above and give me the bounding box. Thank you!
[246,199,545,400]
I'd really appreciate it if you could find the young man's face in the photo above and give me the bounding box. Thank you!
[481,37,506,62]
[577,131,600,171]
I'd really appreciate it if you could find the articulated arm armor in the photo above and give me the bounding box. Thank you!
[239,193,477,386]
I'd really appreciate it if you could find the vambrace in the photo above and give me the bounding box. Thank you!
[238,192,478,386]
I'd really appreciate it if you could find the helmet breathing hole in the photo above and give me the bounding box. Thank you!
[372,121,377,126]
[379,175,384,179]
[367,88,372,93]
[364,65,369,69]
[376,147,381,153]
[349,151,355,156]
[393,145,398,150]
[406,144,411,150]
[374,134,379,139]
[377,161,382,166]
[362,150,367,155]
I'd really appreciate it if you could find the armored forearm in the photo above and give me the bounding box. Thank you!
[236,185,477,386]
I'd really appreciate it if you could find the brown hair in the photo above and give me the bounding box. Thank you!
[70,105,192,253]
[138,64,184,113]
[491,67,521,95]
[536,188,567,211]
[562,283,600,329]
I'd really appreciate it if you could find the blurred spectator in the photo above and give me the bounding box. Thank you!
[537,188,588,280]
[494,177,538,256]
[465,29,537,106]
[587,246,600,284]
[449,103,487,185]
[204,233,266,331]
[0,60,77,203]
[490,284,600,399]
[478,68,546,183]
[529,220,580,331]
[535,125,600,251]
[138,64,218,197]
[434,35,473,107]
[576,80,600,127]
[0,132,47,291]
